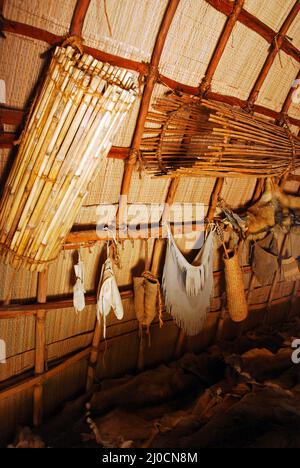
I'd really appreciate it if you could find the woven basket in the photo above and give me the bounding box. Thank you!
[134,272,163,331]
[224,249,248,322]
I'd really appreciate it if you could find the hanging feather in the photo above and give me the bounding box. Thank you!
[73,248,86,313]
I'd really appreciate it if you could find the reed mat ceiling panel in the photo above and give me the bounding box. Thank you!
[173,177,217,206]
[3,0,76,36]
[159,0,226,87]
[0,33,48,108]
[84,158,124,206]
[290,102,300,119]
[83,0,168,63]
[0,45,138,272]
[256,54,300,112]
[128,173,170,204]
[287,12,300,50]
[220,178,257,209]
[244,0,296,31]
[212,24,270,101]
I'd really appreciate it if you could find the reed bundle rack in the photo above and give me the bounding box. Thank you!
[141,94,300,179]
[0,44,137,272]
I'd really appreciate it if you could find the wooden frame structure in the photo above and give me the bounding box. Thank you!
[0,0,300,428]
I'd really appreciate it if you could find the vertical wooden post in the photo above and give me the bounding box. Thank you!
[33,269,47,427]
[86,320,102,391]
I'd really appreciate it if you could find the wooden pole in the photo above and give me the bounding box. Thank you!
[205,0,300,64]
[199,0,245,94]
[33,269,47,427]
[69,0,91,37]
[118,0,180,224]
[248,1,300,106]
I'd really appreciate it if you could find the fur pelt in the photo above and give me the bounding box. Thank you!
[222,178,300,240]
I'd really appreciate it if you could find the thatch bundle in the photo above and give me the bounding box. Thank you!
[0,45,137,271]
[141,94,300,179]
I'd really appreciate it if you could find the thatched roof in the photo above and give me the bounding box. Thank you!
[0,0,300,443]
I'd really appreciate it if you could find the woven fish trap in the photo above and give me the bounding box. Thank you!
[0,45,138,271]
[224,249,248,323]
[141,94,300,179]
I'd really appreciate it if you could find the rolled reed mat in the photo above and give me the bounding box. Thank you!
[224,249,248,322]
[0,45,137,271]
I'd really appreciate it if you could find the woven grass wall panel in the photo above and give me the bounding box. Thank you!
[143,321,178,368]
[47,332,94,362]
[128,173,170,204]
[96,332,139,380]
[0,389,33,446]
[47,245,105,296]
[83,0,168,63]
[220,178,256,210]
[244,0,296,31]
[0,316,35,356]
[0,349,34,382]
[174,178,216,210]
[0,264,38,301]
[43,360,88,417]
[0,33,48,108]
[212,24,269,101]
[185,311,219,353]
[3,0,76,36]
[160,0,226,87]
[289,101,300,120]
[287,13,300,50]
[256,54,299,112]
[83,158,124,206]
[46,305,96,344]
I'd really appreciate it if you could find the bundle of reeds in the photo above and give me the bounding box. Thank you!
[141,94,300,179]
[0,45,137,271]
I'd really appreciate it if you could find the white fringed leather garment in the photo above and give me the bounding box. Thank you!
[162,229,215,336]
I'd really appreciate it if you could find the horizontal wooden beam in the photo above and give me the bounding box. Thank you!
[2,19,148,75]
[0,132,15,148]
[206,0,300,63]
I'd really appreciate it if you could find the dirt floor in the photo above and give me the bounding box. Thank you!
[8,316,300,448]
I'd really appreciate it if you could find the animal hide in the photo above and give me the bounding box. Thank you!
[162,228,215,336]
[222,179,300,240]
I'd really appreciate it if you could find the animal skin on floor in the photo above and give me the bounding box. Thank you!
[8,316,300,448]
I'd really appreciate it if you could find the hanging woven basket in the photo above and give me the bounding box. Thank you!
[141,94,300,179]
[0,45,138,271]
[224,249,248,322]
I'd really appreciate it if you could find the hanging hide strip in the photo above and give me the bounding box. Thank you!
[162,227,215,336]
[73,248,86,312]
[96,253,124,339]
